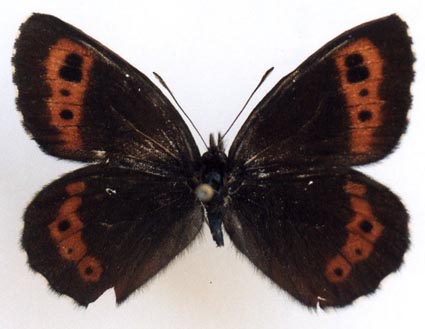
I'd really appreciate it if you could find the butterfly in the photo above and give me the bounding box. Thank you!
[13,13,414,308]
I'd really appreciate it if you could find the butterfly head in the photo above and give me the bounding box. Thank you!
[202,133,227,169]
[198,134,227,200]
[199,134,227,194]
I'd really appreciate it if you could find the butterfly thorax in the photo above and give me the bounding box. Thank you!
[195,134,227,246]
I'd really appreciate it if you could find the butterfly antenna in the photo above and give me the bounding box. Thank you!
[153,72,208,149]
[221,67,274,139]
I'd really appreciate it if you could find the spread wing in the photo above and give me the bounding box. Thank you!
[224,170,408,307]
[14,14,204,306]
[13,13,200,177]
[224,15,412,308]
[23,165,203,306]
[228,15,413,175]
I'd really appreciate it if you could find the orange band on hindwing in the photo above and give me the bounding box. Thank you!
[48,181,103,283]
[45,39,93,151]
[326,254,352,283]
[326,181,383,283]
[48,196,83,242]
[334,38,384,154]
[58,232,87,261]
[78,256,103,282]
[66,181,86,195]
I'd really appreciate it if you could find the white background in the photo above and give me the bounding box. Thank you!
[1,1,424,328]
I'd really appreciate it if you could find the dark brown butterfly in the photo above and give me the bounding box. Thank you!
[13,13,413,308]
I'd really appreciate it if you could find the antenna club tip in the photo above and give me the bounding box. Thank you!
[264,67,274,76]
[153,71,163,81]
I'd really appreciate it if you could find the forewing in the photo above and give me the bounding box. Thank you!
[229,15,413,173]
[224,170,408,308]
[22,165,203,306]
[13,14,200,176]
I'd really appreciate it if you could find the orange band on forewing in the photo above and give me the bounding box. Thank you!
[49,103,82,126]
[45,39,93,151]
[326,181,383,283]
[334,39,384,154]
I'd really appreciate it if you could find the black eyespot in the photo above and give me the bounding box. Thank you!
[85,266,94,275]
[58,220,71,232]
[358,110,372,122]
[60,109,74,120]
[334,268,343,277]
[347,66,370,83]
[360,220,373,233]
[65,53,83,67]
[59,54,83,82]
[59,66,82,82]
[359,88,369,97]
[60,89,71,96]
[345,53,364,67]
[355,248,362,256]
